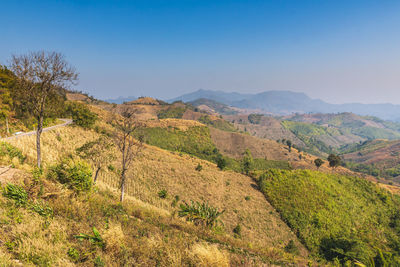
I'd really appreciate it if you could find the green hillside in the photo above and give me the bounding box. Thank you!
[256,169,400,265]
[281,121,339,155]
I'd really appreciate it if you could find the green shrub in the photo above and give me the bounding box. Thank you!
[66,102,97,128]
[233,224,242,238]
[75,227,105,249]
[158,189,168,199]
[216,156,226,170]
[48,159,93,192]
[244,196,251,201]
[94,256,105,267]
[2,183,27,206]
[67,247,80,262]
[284,240,299,255]
[178,200,224,228]
[195,163,203,171]
[29,200,53,218]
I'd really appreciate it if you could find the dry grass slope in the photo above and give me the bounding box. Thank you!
[3,122,310,265]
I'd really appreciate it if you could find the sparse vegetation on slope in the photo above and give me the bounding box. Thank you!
[1,110,310,265]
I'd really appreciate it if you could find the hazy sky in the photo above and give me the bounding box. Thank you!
[1,0,400,104]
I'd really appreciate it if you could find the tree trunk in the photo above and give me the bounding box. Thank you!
[6,117,9,135]
[120,170,126,202]
[36,115,44,169]
[94,167,101,184]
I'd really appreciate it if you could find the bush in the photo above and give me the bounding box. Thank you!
[66,102,97,128]
[195,163,203,172]
[178,200,225,228]
[75,227,105,249]
[216,156,226,170]
[233,224,241,238]
[2,183,27,206]
[48,159,93,192]
[314,158,324,169]
[158,189,168,199]
[29,200,53,218]
[284,240,299,255]
[67,247,80,262]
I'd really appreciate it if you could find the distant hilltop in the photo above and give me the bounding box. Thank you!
[169,89,400,121]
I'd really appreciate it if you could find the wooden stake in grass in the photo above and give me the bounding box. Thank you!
[110,107,143,202]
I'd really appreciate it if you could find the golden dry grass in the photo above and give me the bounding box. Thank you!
[6,126,99,169]
[4,121,307,257]
[0,169,307,266]
[188,243,230,267]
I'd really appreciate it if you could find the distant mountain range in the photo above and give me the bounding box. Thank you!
[169,89,400,121]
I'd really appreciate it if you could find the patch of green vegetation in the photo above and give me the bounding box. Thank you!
[136,126,292,175]
[2,183,28,207]
[0,142,26,164]
[345,161,400,180]
[136,126,221,162]
[351,126,400,140]
[248,114,263,124]
[281,121,338,155]
[157,106,186,119]
[48,159,93,192]
[178,200,225,228]
[198,115,237,132]
[252,158,292,170]
[65,102,98,128]
[256,169,400,264]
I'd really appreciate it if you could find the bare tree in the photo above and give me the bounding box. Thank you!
[76,136,115,184]
[110,107,143,202]
[10,51,78,168]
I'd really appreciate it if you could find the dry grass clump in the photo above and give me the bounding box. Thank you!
[188,243,229,267]
[102,221,125,253]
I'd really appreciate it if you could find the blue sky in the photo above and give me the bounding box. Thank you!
[1,0,400,103]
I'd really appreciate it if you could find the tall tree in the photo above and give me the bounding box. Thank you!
[76,136,115,184]
[242,148,253,175]
[314,158,324,170]
[110,107,143,202]
[10,51,78,168]
[327,154,341,169]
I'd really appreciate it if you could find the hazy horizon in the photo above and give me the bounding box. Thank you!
[2,0,400,104]
[103,88,400,106]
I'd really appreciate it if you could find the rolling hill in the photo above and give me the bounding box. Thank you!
[171,89,400,121]
[342,139,400,182]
